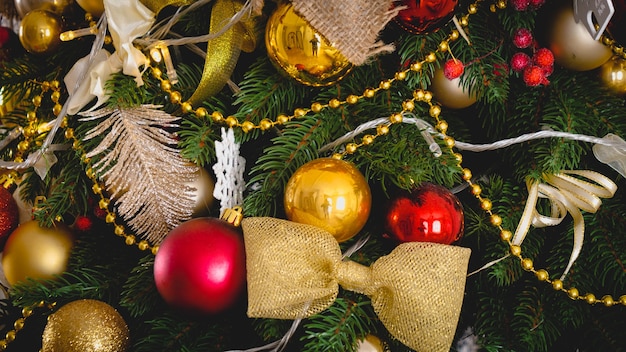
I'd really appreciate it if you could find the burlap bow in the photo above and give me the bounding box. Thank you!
[242,217,471,352]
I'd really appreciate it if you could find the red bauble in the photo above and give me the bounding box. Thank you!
[153,218,246,315]
[393,0,459,34]
[0,187,19,247]
[385,183,464,244]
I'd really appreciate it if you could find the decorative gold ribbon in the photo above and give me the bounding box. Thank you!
[186,0,258,106]
[140,0,195,14]
[242,217,472,352]
[513,170,617,280]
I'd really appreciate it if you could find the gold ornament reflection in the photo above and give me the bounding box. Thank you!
[18,9,62,55]
[284,158,371,242]
[265,2,352,86]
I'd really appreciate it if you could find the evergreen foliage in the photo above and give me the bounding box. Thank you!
[0,0,625,351]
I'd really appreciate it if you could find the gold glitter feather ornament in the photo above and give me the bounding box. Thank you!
[79,105,197,243]
[41,299,129,352]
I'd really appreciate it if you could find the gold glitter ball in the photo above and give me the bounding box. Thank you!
[41,299,129,352]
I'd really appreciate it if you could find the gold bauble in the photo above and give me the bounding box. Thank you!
[42,299,129,352]
[76,0,105,17]
[1,220,74,285]
[187,167,215,217]
[357,334,386,352]
[429,66,477,109]
[14,0,70,18]
[284,158,371,242]
[265,2,352,86]
[600,57,626,95]
[547,4,612,71]
[18,9,63,55]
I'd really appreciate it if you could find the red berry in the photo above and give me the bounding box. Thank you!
[510,0,530,11]
[511,52,531,72]
[74,215,93,231]
[443,59,464,80]
[512,28,533,49]
[533,48,554,68]
[542,63,554,77]
[0,27,9,47]
[529,0,545,8]
[523,65,545,86]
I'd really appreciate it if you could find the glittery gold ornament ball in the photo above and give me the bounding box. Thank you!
[265,2,352,86]
[42,299,129,352]
[284,158,371,242]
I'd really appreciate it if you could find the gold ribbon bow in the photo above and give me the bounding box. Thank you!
[242,217,472,352]
[513,170,617,280]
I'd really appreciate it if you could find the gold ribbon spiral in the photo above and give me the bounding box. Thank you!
[242,217,472,352]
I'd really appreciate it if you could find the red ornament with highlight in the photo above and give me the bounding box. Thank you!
[394,0,459,34]
[154,218,246,315]
[0,187,18,247]
[512,28,533,48]
[385,183,464,245]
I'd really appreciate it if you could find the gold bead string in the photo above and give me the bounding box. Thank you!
[62,120,159,255]
[601,34,626,61]
[333,84,626,307]
[0,301,56,351]
[145,0,505,132]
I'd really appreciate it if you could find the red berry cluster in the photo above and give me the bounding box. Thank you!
[510,28,554,87]
[443,59,465,80]
[510,0,545,11]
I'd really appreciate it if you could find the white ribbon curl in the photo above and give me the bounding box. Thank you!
[513,170,617,280]
[65,0,155,115]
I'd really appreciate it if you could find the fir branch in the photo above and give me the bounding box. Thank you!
[301,298,375,352]
[120,255,161,318]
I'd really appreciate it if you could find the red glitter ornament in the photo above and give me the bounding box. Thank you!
[512,28,533,48]
[154,218,246,315]
[394,0,459,34]
[523,65,545,86]
[0,187,18,248]
[533,47,554,68]
[511,52,531,72]
[385,183,464,245]
[443,59,464,80]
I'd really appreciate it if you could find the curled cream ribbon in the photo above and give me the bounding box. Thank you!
[242,217,471,352]
[65,0,155,115]
[513,170,617,280]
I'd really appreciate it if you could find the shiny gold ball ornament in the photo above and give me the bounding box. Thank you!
[284,158,371,242]
[1,220,74,285]
[600,56,626,95]
[14,0,71,18]
[265,2,353,86]
[429,65,477,109]
[76,0,105,17]
[546,4,612,71]
[41,299,129,352]
[18,9,63,55]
